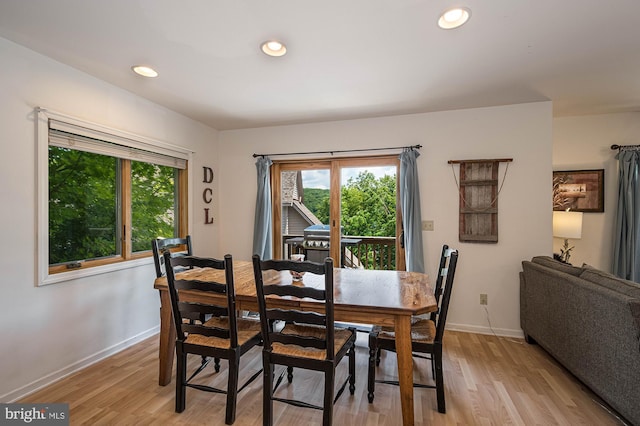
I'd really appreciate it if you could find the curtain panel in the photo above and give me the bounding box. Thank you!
[253,157,273,259]
[399,149,425,273]
[613,149,640,281]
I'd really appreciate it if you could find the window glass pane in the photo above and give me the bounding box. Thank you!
[131,161,177,252]
[340,166,397,237]
[301,170,330,225]
[281,169,330,261]
[49,146,118,265]
[340,166,397,270]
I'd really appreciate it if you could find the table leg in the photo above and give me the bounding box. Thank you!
[158,289,176,386]
[395,315,414,426]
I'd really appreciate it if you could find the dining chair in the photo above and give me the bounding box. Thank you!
[164,252,263,425]
[252,255,357,426]
[367,245,459,413]
[151,235,193,278]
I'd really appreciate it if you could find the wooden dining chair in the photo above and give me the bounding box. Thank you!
[164,252,263,425]
[367,246,459,414]
[153,236,209,349]
[252,255,357,426]
[151,235,193,278]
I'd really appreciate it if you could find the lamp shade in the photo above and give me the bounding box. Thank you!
[553,211,583,239]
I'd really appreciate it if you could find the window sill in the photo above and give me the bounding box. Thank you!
[39,257,153,286]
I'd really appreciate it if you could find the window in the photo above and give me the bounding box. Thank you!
[36,108,191,285]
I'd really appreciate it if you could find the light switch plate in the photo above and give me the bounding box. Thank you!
[422,220,434,231]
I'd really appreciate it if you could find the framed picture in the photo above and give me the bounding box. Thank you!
[553,169,604,213]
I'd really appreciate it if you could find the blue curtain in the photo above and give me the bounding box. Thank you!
[613,149,640,281]
[399,149,425,273]
[253,157,273,259]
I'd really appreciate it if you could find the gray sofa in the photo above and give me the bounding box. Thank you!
[520,256,640,426]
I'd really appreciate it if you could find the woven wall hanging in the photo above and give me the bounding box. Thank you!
[448,158,512,243]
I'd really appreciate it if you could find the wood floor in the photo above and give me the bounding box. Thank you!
[19,331,628,425]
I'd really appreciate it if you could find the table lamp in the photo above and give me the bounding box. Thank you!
[553,210,583,264]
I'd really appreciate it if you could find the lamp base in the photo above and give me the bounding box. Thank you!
[558,238,574,264]
[553,253,569,264]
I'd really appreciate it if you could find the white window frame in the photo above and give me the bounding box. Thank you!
[35,107,193,286]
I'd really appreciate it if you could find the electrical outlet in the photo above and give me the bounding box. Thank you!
[480,293,488,305]
[421,220,434,231]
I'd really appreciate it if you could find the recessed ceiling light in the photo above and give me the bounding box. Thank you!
[438,7,471,29]
[131,65,159,78]
[261,40,287,57]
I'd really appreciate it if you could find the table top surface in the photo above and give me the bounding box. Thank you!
[154,260,437,317]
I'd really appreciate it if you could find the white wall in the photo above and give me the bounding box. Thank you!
[553,112,640,271]
[0,37,220,401]
[218,102,553,337]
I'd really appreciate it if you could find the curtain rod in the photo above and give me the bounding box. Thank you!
[252,144,422,158]
[611,144,640,150]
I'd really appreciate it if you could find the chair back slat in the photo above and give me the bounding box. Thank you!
[164,252,240,348]
[260,258,326,276]
[270,333,327,350]
[171,254,223,270]
[178,302,228,318]
[264,284,326,300]
[182,323,231,340]
[173,279,228,295]
[151,236,193,278]
[252,255,336,360]
[266,309,327,326]
[434,249,459,342]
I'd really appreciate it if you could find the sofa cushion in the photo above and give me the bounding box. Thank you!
[580,265,640,298]
[531,256,584,276]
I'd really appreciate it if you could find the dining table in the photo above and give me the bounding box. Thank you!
[154,260,437,426]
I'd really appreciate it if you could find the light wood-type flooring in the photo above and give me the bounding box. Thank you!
[19,331,628,425]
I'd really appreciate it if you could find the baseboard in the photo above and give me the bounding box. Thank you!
[2,326,159,403]
[447,322,525,339]
[342,319,525,340]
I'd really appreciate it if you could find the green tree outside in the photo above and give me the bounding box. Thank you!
[340,172,396,237]
[303,188,330,223]
[303,171,396,237]
[49,147,118,264]
[49,147,177,264]
[131,161,177,252]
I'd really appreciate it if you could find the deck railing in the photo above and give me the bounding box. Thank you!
[282,235,396,270]
[344,236,396,270]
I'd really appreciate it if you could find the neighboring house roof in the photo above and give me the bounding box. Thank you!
[281,170,322,228]
[292,199,322,226]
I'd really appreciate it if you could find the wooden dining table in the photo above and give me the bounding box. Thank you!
[154,260,437,426]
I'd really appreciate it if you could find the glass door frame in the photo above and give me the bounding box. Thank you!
[271,155,405,270]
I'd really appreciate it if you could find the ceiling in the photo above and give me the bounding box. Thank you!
[1,1,640,130]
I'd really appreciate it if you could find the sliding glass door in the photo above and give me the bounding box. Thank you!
[271,156,404,270]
